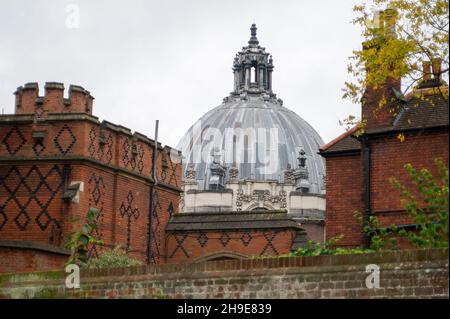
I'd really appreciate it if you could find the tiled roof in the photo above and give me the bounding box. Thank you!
[321,90,449,155]
[366,92,449,134]
[319,126,360,155]
[393,94,449,130]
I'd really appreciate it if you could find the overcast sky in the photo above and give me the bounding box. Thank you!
[0,0,364,148]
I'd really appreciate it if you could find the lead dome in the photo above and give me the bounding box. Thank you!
[177,24,325,193]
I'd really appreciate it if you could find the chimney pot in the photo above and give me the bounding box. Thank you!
[431,58,442,79]
[423,61,432,81]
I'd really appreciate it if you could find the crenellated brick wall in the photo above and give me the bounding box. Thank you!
[0,82,182,272]
[14,82,94,116]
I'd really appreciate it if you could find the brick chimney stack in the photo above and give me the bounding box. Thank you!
[361,8,401,131]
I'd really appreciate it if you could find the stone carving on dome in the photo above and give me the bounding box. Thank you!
[236,189,287,211]
[185,163,197,185]
[228,162,239,181]
[284,164,295,185]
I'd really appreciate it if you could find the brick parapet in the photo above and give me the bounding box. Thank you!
[0,248,447,299]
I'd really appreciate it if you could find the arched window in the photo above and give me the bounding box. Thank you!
[251,207,268,211]
[251,66,257,83]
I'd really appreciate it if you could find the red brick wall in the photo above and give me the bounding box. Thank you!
[370,130,449,227]
[0,247,67,273]
[325,154,364,246]
[324,129,448,248]
[0,163,67,247]
[301,223,324,243]
[166,229,296,263]
[0,82,182,272]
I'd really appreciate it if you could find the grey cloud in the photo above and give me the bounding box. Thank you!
[0,0,363,148]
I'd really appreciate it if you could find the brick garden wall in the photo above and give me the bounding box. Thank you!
[0,248,447,299]
[0,245,68,274]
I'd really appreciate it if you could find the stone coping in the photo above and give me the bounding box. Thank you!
[0,240,70,255]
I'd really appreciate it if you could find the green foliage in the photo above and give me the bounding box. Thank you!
[65,207,103,266]
[286,235,375,257]
[354,211,399,251]
[86,246,144,269]
[151,291,170,299]
[357,158,449,250]
[389,158,449,248]
[342,0,449,133]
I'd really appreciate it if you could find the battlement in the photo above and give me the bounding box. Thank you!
[14,82,94,116]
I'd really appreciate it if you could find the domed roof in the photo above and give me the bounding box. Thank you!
[177,24,325,193]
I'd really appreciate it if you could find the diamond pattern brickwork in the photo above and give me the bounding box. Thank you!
[0,165,64,243]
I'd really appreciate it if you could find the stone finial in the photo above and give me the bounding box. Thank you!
[233,54,239,65]
[248,23,259,45]
[294,148,310,193]
[209,148,226,190]
[297,148,307,168]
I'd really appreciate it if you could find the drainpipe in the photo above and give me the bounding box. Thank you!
[147,120,159,264]
[362,137,371,249]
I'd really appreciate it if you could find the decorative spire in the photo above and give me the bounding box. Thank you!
[248,23,259,46]
[228,24,276,98]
